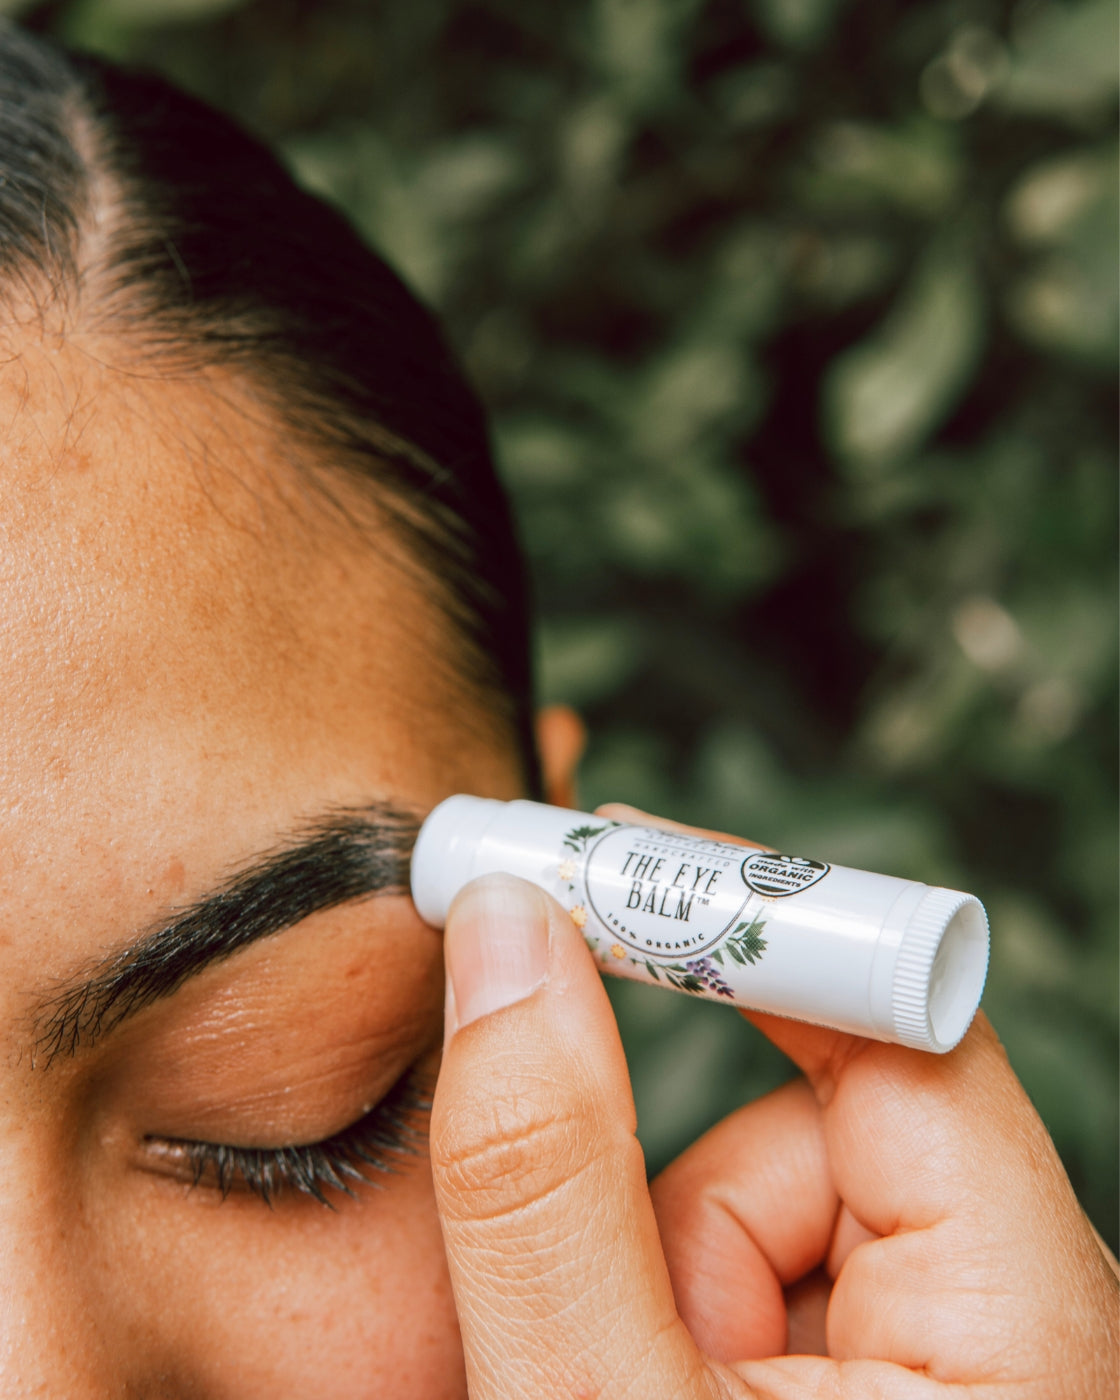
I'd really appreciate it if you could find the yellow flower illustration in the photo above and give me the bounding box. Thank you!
[557,859,576,881]
[569,904,588,929]
[610,943,626,959]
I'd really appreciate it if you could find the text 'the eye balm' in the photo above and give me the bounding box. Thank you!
[410,797,990,1053]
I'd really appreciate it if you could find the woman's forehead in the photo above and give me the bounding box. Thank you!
[0,343,520,1014]
[0,345,462,846]
[2,343,416,703]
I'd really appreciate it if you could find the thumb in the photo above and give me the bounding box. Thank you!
[430,874,718,1400]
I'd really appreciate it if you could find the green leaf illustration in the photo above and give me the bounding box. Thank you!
[563,823,610,852]
[728,915,768,965]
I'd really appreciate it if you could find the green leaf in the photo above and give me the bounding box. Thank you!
[994,0,1118,124]
[592,0,705,112]
[537,618,646,708]
[751,0,847,52]
[795,119,961,217]
[72,0,247,21]
[824,240,984,471]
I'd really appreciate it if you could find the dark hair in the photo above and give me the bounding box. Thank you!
[0,22,538,786]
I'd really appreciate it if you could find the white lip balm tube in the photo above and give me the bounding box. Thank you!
[411,797,990,1053]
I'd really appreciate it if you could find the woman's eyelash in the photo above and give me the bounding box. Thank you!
[154,1067,433,1207]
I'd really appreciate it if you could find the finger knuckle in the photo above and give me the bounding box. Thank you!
[434,1072,599,1223]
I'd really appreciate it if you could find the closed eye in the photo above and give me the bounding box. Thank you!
[141,1063,433,1207]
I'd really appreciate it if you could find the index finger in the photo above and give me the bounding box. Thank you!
[594,803,772,850]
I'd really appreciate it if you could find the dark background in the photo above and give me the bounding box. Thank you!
[16,0,1117,1249]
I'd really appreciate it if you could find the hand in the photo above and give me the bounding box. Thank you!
[429,810,1119,1399]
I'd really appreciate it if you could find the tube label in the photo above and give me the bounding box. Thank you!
[556,822,819,1000]
[583,826,751,958]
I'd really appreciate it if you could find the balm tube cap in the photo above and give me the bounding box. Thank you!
[889,887,988,1052]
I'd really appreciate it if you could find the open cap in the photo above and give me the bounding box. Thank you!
[891,888,990,1052]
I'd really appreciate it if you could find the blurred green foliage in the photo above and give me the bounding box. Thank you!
[22,0,1117,1247]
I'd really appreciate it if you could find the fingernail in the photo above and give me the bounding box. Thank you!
[445,874,550,1034]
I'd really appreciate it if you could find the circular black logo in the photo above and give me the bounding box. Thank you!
[740,852,830,898]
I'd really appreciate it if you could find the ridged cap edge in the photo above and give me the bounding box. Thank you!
[891,888,977,1051]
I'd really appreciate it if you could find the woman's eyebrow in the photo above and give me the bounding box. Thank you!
[32,804,421,1066]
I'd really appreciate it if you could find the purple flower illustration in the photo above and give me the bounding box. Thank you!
[683,957,736,998]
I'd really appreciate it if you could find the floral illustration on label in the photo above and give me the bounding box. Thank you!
[641,913,768,998]
[557,823,614,952]
[562,824,611,854]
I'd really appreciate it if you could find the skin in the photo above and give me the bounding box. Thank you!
[434,863,1120,1400]
[2,320,1116,1396]
[0,328,520,1397]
